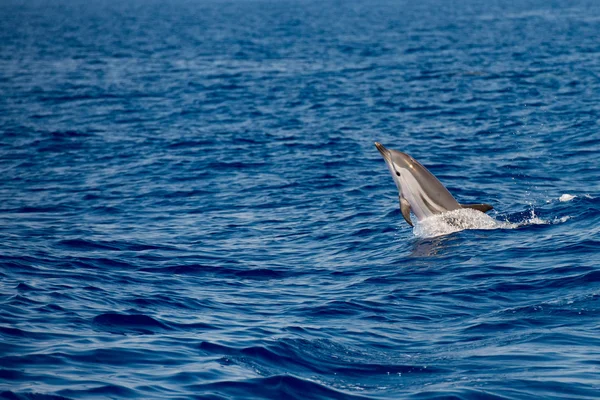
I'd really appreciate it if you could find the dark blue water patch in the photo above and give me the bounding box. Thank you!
[0,325,50,339]
[0,392,73,400]
[92,312,217,335]
[58,384,138,399]
[92,313,172,335]
[0,353,69,369]
[56,239,168,252]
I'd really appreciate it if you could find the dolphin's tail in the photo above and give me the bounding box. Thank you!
[460,203,493,213]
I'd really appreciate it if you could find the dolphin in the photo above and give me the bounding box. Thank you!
[375,142,492,227]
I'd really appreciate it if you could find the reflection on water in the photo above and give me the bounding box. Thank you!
[410,234,457,257]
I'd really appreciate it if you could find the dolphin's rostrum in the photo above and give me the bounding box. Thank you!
[375,142,492,227]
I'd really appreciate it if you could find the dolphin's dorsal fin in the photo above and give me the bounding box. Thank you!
[460,203,493,213]
[400,197,414,227]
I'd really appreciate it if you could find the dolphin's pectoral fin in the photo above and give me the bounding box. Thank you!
[460,203,493,213]
[399,197,414,227]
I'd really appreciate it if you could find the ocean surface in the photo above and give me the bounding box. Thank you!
[1,0,600,399]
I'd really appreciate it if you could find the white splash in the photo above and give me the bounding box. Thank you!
[554,215,571,223]
[412,208,561,238]
[413,209,508,238]
[523,208,547,225]
[559,194,576,202]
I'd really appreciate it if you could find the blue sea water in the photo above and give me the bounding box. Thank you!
[1,0,600,398]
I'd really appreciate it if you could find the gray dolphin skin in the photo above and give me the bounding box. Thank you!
[375,142,493,227]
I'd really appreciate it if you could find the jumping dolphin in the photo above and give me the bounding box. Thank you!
[375,142,492,227]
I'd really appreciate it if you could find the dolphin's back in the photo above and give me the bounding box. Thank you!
[410,158,461,211]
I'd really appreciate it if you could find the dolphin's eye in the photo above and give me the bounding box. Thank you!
[395,171,401,176]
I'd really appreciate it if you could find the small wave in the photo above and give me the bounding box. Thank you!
[198,339,441,382]
[92,312,216,334]
[413,208,566,238]
[138,264,290,280]
[559,193,576,202]
[58,384,138,399]
[189,374,370,400]
[553,193,595,204]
